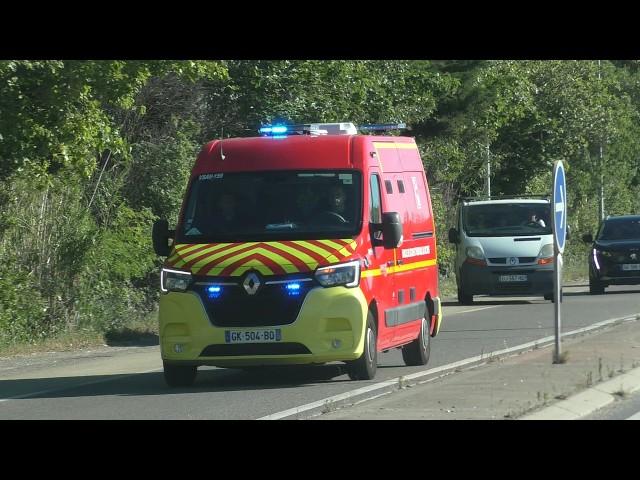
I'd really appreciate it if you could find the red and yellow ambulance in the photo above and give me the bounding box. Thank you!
[152,122,442,387]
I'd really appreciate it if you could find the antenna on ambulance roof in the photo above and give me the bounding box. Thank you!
[220,126,226,160]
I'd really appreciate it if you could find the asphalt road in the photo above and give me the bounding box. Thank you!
[1,284,639,419]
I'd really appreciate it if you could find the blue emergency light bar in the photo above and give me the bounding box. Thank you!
[259,125,289,135]
[258,122,406,136]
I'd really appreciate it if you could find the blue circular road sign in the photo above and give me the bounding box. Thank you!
[552,161,567,253]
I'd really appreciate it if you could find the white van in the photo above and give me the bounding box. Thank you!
[447,196,554,304]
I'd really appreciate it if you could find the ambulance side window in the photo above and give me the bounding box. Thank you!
[370,174,382,224]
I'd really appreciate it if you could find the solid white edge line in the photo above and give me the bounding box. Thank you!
[257,313,639,420]
[627,412,640,420]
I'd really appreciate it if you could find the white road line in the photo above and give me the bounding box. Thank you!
[627,411,640,420]
[258,313,639,420]
[0,367,163,403]
[451,305,498,315]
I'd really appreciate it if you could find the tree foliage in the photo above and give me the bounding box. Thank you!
[1,59,640,346]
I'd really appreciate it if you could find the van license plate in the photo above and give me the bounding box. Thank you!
[622,264,640,271]
[225,329,282,344]
[499,275,528,282]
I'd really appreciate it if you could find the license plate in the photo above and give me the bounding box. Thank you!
[225,329,282,344]
[622,264,640,271]
[499,274,528,282]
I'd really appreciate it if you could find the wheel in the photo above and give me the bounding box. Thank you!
[544,293,553,301]
[457,285,473,305]
[401,315,432,366]
[346,312,377,380]
[163,362,197,388]
[589,277,605,295]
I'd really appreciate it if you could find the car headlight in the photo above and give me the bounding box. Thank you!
[315,261,360,288]
[161,267,192,293]
[538,244,554,258]
[465,246,485,260]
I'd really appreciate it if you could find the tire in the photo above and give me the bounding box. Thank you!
[163,362,197,388]
[589,277,605,295]
[457,285,473,305]
[346,312,377,381]
[401,315,431,366]
[589,278,604,295]
[544,293,553,301]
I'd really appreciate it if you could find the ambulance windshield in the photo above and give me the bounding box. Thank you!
[178,170,362,242]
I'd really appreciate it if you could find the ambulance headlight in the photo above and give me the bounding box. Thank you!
[161,267,192,293]
[315,261,360,288]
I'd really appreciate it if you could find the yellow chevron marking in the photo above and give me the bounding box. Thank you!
[267,242,319,270]
[195,247,299,275]
[174,242,236,267]
[294,241,340,263]
[317,239,349,253]
[187,242,259,271]
[229,265,273,277]
[230,259,274,277]
[175,243,215,256]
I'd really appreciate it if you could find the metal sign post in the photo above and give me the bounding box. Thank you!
[552,161,567,363]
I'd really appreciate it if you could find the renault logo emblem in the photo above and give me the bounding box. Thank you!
[243,272,261,295]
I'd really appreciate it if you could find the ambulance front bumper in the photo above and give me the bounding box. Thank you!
[159,286,369,367]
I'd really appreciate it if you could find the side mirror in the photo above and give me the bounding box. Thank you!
[448,227,460,244]
[581,233,593,244]
[152,219,174,256]
[382,212,403,249]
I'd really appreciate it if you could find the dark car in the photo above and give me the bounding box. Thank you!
[582,215,640,294]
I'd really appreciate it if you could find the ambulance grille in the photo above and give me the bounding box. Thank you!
[192,275,316,327]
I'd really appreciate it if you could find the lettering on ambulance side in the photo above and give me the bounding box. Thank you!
[401,246,430,259]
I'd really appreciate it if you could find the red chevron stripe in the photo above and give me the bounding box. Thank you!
[175,243,233,269]
[306,239,343,257]
[260,243,309,269]
[188,242,259,272]
[333,239,353,249]
[218,252,286,276]
[283,241,327,264]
